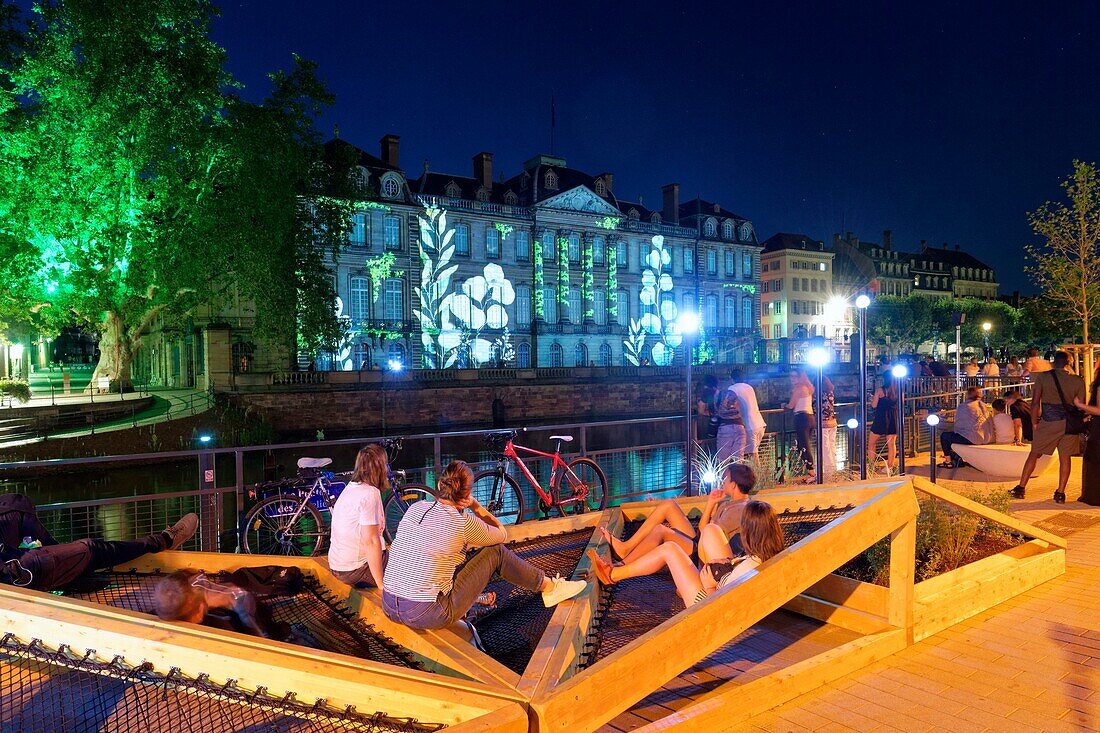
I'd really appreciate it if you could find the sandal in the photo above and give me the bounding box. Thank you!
[586,548,614,586]
[599,527,624,562]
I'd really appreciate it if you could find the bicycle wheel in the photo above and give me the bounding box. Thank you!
[382,482,436,544]
[240,496,326,556]
[472,469,525,525]
[558,457,609,514]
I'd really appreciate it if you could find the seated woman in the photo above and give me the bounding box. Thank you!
[600,464,755,564]
[328,444,389,589]
[588,500,784,608]
[381,461,587,642]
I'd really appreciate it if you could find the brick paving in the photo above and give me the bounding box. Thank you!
[729,456,1100,733]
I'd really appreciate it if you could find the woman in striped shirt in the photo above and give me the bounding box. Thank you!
[588,500,784,608]
[382,461,587,636]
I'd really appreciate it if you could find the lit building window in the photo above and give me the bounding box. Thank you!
[517,342,531,368]
[599,343,612,366]
[569,234,581,263]
[384,279,404,321]
[350,213,367,247]
[381,175,401,199]
[486,227,500,259]
[545,170,558,190]
[516,286,531,325]
[350,277,369,322]
[516,231,530,261]
[549,343,564,367]
[593,237,604,264]
[543,232,555,260]
[574,342,588,367]
[383,215,401,250]
[455,224,470,256]
[704,219,717,237]
[723,221,733,239]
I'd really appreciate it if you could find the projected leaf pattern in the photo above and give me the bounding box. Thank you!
[624,235,681,366]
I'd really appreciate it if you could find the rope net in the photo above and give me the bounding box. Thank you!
[584,505,855,665]
[470,527,593,675]
[0,634,443,733]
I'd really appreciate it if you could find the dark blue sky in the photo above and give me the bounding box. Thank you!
[21,1,1100,293]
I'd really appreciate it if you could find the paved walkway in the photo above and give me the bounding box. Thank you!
[732,456,1100,733]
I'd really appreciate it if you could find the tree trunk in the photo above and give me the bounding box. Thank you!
[88,312,135,393]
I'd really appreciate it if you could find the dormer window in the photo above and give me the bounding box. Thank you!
[504,190,518,205]
[594,179,606,196]
[712,203,721,213]
[722,220,733,239]
[628,208,639,220]
[704,218,717,237]
[380,173,401,199]
[444,181,462,198]
[650,213,661,224]
[544,170,558,190]
[476,187,490,202]
[739,222,754,241]
[350,166,369,192]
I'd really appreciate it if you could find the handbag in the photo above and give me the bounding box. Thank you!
[1051,371,1090,436]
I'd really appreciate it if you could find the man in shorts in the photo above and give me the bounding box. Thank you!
[1012,351,1085,503]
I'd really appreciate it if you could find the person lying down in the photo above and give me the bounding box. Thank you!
[588,499,784,607]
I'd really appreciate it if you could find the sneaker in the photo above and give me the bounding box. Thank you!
[541,575,587,608]
[1010,485,1026,499]
[163,513,199,550]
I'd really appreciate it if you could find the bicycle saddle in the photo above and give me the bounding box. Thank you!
[549,435,574,443]
[297,457,332,469]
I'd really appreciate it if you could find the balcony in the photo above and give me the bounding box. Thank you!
[418,195,533,218]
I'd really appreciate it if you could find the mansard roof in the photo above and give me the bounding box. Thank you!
[324,138,399,173]
[678,198,747,223]
[761,233,827,254]
[413,172,516,204]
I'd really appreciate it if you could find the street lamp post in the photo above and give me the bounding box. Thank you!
[982,321,992,360]
[892,363,909,475]
[926,413,940,484]
[846,418,860,475]
[953,312,965,391]
[855,295,871,480]
[679,311,701,496]
[807,340,830,485]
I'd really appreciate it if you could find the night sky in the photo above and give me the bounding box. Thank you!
[17,1,1100,294]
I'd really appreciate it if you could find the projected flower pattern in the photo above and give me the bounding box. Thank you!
[624,235,682,366]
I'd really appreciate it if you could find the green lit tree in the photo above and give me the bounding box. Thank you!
[1025,160,1100,345]
[0,0,350,389]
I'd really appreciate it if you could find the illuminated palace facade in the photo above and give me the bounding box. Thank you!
[317,136,762,371]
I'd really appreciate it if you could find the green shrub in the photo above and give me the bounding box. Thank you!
[0,379,31,404]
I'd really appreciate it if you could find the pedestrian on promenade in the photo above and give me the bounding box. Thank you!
[696,375,719,441]
[1073,365,1100,505]
[787,370,815,475]
[1012,351,1085,503]
[713,379,747,465]
[1022,347,1053,379]
[728,369,766,457]
[867,373,898,474]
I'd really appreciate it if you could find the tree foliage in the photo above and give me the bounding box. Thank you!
[0,0,351,386]
[867,295,1026,355]
[1025,160,1100,345]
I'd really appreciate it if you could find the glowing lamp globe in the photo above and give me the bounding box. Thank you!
[855,295,871,309]
[807,347,830,368]
[891,364,908,379]
[387,359,404,372]
[847,418,859,430]
[926,413,941,427]
[678,311,701,336]
[9,344,24,361]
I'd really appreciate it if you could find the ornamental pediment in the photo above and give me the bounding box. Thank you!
[537,186,621,216]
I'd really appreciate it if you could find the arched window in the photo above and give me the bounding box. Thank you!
[455,224,470,256]
[617,288,629,327]
[742,298,753,330]
[705,294,718,329]
[354,342,371,370]
[724,296,736,328]
[350,276,370,322]
[549,343,564,367]
[545,170,558,190]
[543,286,558,323]
[704,218,717,237]
[575,342,588,367]
[386,342,405,367]
[722,220,733,239]
[740,222,754,241]
[599,343,612,367]
[504,190,518,205]
[568,289,582,323]
[517,342,531,368]
[628,208,639,220]
[594,179,606,195]
[445,181,461,198]
[516,285,531,326]
[594,288,606,324]
[650,213,662,224]
[476,187,490,202]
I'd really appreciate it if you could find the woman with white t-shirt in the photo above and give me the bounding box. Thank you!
[328,444,390,589]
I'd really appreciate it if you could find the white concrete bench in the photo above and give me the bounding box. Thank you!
[951,443,1056,478]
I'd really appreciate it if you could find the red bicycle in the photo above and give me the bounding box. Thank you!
[473,430,608,524]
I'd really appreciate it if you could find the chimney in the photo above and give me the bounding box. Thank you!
[662,183,680,224]
[598,173,613,193]
[380,134,400,168]
[845,231,853,241]
[955,244,960,251]
[473,152,493,189]
[883,229,893,249]
[920,239,927,252]
[833,233,842,247]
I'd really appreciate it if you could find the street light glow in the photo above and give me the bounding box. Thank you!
[855,294,871,309]
[807,346,830,368]
[678,310,701,335]
[926,413,940,427]
[387,358,404,372]
[847,418,859,430]
[891,363,909,379]
[9,344,24,360]
[198,434,213,444]
[982,321,992,332]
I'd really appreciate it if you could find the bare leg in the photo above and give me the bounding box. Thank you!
[886,435,897,470]
[1017,453,1040,489]
[613,500,694,558]
[1058,450,1072,495]
[867,433,880,471]
[621,525,693,563]
[697,523,734,565]
[609,543,705,604]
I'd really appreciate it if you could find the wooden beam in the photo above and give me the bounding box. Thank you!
[440,702,531,733]
[531,481,919,732]
[504,510,603,543]
[781,594,891,635]
[888,517,917,643]
[911,475,1067,549]
[630,628,907,733]
[0,586,521,726]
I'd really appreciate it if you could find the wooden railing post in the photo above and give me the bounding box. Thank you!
[888,517,917,644]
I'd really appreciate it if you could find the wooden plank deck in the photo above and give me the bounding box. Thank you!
[599,609,861,732]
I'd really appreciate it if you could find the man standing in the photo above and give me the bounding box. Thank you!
[1012,351,1085,503]
[1022,347,1053,379]
[938,387,991,468]
[728,369,766,457]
